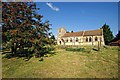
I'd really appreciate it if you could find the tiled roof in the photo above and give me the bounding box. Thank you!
[62,31,83,37]
[109,39,120,46]
[84,29,102,36]
[110,39,120,44]
[62,29,102,37]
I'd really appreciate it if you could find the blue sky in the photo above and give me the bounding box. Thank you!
[36,2,118,37]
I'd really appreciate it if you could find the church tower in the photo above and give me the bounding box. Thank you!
[57,27,66,45]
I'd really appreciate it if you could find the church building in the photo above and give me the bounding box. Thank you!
[57,28,105,46]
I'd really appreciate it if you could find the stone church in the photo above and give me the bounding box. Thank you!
[57,27,105,46]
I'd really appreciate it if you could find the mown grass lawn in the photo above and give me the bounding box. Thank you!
[2,46,119,78]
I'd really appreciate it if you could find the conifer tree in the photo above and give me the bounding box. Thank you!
[101,24,114,45]
[2,2,52,57]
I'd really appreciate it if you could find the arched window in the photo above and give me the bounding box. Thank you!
[66,39,68,42]
[59,41,61,44]
[76,38,78,42]
[70,38,72,42]
[86,37,88,42]
[89,37,92,42]
[95,37,98,41]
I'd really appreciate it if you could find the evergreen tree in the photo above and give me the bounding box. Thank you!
[50,34,56,45]
[111,30,120,42]
[50,34,55,40]
[2,2,53,57]
[101,23,114,45]
[116,30,120,40]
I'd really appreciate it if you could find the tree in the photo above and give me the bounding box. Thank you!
[111,30,120,42]
[116,30,120,40]
[50,34,56,45]
[50,34,55,40]
[101,23,114,45]
[2,2,53,57]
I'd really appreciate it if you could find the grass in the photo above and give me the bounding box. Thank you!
[2,46,119,78]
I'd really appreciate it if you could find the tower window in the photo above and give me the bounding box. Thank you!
[59,29,61,32]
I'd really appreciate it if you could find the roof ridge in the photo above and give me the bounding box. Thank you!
[62,29,102,37]
[85,29,101,32]
[65,29,101,33]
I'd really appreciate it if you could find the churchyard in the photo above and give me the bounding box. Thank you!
[2,45,119,78]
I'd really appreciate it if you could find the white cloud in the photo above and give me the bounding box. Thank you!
[46,2,60,11]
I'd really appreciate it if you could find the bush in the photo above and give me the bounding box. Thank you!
[66,48,85,52]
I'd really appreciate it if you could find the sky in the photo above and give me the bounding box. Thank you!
[35,2,118,37]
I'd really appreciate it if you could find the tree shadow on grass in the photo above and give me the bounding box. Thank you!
[44,51,56,57]
[35,47,56,62]
[35,50,56,58]
[37,51,56,62]
[3,47,56,61]
[2,51,11,54]
[2,49,33,61]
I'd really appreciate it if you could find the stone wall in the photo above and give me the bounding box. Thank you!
[59,35,104,46]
